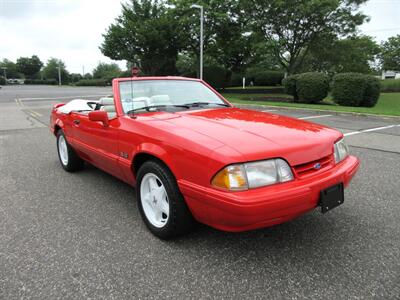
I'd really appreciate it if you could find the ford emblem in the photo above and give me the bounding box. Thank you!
[314,163,321,170]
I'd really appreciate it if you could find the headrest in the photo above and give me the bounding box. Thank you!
[150,95,171,104]
[99,97,114,106]
[103,105,116,112]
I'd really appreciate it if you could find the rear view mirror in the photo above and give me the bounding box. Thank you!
[88,111,109,127]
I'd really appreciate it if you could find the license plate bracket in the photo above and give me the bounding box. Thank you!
[319,183,344,214]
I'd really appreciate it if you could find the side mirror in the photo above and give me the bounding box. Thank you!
[88,110,109,127]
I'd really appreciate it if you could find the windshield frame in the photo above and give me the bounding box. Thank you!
[115,78,232,115]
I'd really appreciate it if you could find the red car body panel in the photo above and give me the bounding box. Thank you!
[50,77,360,232]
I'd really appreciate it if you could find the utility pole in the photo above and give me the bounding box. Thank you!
[191,4,204,80]
[1,67,7,83]
[82,66,85,77]
[57,61,61,86]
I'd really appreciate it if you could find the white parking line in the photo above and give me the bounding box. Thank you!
[344,124,400,136]
[299,114,332,120]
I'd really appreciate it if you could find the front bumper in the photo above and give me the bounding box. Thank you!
[178,155,360,232]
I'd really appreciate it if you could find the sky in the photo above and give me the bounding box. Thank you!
[1,0,399,74]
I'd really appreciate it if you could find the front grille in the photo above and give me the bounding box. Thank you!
[293,154,334,178]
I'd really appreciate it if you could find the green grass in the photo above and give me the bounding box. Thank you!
[222,92,400,116]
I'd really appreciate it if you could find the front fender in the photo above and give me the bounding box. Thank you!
[132,142,181,179]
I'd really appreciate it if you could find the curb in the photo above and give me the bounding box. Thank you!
[233,102,400,121]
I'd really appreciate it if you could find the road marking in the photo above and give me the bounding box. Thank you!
[262,109,277,112]
[298,114,332,120]
[344,124,400,136]
[18,94,108,101]
[15,98,43,117]
[30,111,42,117]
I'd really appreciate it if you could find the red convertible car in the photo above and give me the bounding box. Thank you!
[50,77,359,239]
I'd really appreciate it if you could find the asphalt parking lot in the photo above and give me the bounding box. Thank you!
[1,85,399,299]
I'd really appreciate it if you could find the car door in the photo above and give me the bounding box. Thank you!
[70,112,124,179]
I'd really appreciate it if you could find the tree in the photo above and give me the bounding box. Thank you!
[83,73,93,80]
[69,73,83,83]
[42,58,69,82]
[246,0,369,74]
[92,62,121,81]
[171,0,255,74]
[16,55,43,78]
[301,35,380,74]
[101,0,185,75]
[0,59,21,78]
[380,35,400,71]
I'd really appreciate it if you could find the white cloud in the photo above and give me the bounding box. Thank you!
[359,0,400,42]
[0,0,125,73]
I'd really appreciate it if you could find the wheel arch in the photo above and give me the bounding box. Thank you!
[131,144,180,180]
[53,119,64,136]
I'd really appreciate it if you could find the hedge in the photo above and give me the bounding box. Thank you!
[362,76,381,107]
[282,75,299,102]
[253,71,285,86]
[230,73,245,86]
[24,79,58,85]
[381,79,400,92]
[296,72,330,103]
[204,66,229,89]
[75,79,109,86]
[332,73,381,107]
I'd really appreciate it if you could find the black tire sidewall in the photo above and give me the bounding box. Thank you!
[56,130,83,172]
[136,160,194,239]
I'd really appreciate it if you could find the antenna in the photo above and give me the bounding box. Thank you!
[129,65,140,119]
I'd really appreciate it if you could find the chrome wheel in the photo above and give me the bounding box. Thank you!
[140,173,169,228]
[58,135,68,166]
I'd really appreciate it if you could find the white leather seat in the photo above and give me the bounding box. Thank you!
[99,97,116,119]
[150,95,172,106]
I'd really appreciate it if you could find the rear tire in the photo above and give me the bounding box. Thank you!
[56,130,84,172]
[136,160,195,239]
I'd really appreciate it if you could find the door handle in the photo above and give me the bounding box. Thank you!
[73,120,80,125]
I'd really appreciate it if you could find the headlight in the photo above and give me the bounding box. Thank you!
[211,158,294,191]
[334,138,349,164]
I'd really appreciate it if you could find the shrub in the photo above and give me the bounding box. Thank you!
[204,65,229,89]
[296,72,330,103]
[75,79,108,86]
[253,71,285,86]
[332,73,366,106]
[381,79,400,92]
[0,76,5,85]
[24,79,57,85]
[362,76,381,107]
[332,73,381,107]
[282,75,299,102]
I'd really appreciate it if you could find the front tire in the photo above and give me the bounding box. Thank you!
[56,130,84,172]
[136,160,195,239]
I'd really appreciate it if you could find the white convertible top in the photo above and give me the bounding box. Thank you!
[57,99,97,114]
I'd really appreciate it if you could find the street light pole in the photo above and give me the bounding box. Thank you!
[1,67,7,82]
[57,62,61,86]
[191,4,203,80]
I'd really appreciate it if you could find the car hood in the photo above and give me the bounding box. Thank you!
[151,108,342,166]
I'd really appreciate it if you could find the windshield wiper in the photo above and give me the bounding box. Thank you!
[183,102,230,107]
[126,104,190,114]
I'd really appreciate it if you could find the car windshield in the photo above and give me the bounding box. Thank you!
[119,80,227,113]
